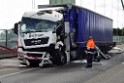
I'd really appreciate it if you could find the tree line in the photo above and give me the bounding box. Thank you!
[113,28,124,36]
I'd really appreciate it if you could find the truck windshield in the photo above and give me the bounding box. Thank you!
[20,18,57,33]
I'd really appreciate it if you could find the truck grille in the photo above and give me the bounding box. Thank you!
[24,37,49,46]
[22,47,49,52]
[27,53,43,57]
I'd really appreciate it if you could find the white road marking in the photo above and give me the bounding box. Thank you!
[0,68,37,79]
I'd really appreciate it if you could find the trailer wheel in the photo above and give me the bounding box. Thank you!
[50,50,67,65]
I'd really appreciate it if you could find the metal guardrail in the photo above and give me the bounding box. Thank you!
[0,45,17,58]
[0,29,17,58]
[113,36,124,43]
[0,29,17,48]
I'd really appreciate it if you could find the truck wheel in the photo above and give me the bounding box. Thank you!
[50,50,67,65]
[24,59,40,67]
[29,60,40,67]
[59,51,67,65]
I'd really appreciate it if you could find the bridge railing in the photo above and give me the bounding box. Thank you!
[113,36,124,44]
[0,29,17,58]
[0,29,17,48]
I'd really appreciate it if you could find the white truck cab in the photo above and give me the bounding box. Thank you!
[14,9,69,66]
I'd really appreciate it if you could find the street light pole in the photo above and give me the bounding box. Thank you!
[32,0,35,10]
[32,0,33,10]
[104,0,106,16]
[121,0,124,10]
[94,0,96,12]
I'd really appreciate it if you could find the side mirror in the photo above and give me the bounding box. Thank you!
[13,22,20,35]
[52,27,56,33]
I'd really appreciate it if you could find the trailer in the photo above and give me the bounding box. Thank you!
[13,4,113,66]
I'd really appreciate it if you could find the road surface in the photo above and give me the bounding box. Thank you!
[0,52,124,83]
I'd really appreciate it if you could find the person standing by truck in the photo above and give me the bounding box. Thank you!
[86,36,95,68]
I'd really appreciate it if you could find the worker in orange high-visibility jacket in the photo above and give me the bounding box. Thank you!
[86,36,95,68]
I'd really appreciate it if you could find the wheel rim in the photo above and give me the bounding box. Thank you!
[61,55,64,63]
[60,52,66,64]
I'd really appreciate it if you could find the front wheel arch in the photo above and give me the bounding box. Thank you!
[50,50,67,65]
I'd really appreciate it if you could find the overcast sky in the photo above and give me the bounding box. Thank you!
[0,0,123,29]
[77,0,124,28]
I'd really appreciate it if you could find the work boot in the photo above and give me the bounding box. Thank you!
[85,64,92,68]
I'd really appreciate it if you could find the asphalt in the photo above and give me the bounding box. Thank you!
[0,44,123,83]
[84,63,124,83]
[0,52,124,83]
[84,44,124,83]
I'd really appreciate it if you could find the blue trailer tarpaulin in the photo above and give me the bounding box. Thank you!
[67,5,113,47]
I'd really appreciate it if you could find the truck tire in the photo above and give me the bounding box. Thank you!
[23,59,40,67]
[28,60,40,67]
[50,50,67,65]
